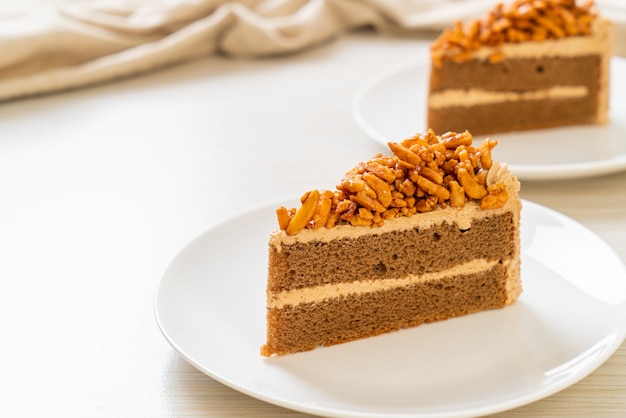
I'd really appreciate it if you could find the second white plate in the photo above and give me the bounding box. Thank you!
[352,58,626,181]
[155,198,626,418]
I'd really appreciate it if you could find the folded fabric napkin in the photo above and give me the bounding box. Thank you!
[1,0,624,102]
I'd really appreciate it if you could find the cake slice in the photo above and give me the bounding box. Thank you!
[428,0,613,136]
[261,129,522,357]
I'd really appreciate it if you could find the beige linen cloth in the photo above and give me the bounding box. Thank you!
[1,0,624,102]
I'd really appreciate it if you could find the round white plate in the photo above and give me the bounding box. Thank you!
[352,58,626,181]
[154,199,626,418]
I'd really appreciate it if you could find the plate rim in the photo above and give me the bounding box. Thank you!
[351,57,626,181]
[154,197,626,418]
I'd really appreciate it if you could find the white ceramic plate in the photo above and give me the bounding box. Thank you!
[154,198,626,418]
[352,58,626,181]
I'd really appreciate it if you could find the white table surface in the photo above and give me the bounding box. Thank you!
[2,9,626,417]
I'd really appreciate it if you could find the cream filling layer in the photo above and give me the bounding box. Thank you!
[267,258,509,309]
[428,86,588,109]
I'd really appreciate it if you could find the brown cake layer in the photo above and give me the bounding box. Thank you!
[262,263,512,356]
[429,55,600,92]
[428,95,597,136]
[427,55,602,136]
[268,212,517,292]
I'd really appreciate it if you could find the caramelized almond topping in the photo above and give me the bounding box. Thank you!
[431,0,597,67]
[277,130,510,235]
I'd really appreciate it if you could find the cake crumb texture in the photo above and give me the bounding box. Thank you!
[268,213,516,292]
[262,264,514,357]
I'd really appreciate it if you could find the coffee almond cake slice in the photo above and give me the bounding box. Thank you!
[428,0,613,135]
[261,130,522,357]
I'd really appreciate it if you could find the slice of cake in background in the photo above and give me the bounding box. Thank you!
[261,129,522,357]
[428,0,614,136]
